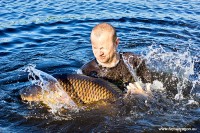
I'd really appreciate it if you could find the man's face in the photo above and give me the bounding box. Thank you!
[91,32,117,64]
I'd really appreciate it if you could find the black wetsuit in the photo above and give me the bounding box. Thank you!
[81,52,151,92]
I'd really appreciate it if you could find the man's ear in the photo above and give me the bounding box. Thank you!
[115,37,120,46]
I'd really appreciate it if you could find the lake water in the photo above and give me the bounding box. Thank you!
[0,0,199,132]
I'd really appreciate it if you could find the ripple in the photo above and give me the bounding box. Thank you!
[0,0,200,132]
[0,51,12,56]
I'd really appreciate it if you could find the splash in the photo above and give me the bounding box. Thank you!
[23,64,57,90]
[121,44,199,102]
[119,45,199,129]
[21,64,79,113]
[122,53,148,96]
[144,44,199,101]
[122,54,140,82]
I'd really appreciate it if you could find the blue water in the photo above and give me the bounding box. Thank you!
[0,0,199,132]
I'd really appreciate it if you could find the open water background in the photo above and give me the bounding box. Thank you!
[0,0,199,132]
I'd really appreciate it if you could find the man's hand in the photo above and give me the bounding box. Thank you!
[126,82,148,97]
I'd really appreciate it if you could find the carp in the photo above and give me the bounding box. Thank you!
[20,74,123,107]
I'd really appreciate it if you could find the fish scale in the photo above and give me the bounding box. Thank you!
[57,74,123,104]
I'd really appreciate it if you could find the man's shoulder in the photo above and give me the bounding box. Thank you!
[81,59,96,68]
[81,59,100,76]
[81,58,99,72]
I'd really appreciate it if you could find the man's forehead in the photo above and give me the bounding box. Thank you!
[91,31,113,38]
[91,33,113,43]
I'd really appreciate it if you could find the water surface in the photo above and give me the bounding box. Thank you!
[0,0,199,132]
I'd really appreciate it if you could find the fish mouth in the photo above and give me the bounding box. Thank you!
[20,85,42,102]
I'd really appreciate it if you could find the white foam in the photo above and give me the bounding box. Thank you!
[151,80,165,91]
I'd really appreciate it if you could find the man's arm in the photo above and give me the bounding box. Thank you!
[125,53,152,97]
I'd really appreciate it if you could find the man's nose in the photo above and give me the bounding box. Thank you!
[99,50,103,55]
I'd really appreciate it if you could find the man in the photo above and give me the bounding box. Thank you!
[81,22,151,96]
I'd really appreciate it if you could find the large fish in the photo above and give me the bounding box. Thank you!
[20,74,123,108]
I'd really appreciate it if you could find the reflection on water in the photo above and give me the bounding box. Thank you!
[0,0,199,132]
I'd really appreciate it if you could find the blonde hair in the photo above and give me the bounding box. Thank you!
[91,22,117,42]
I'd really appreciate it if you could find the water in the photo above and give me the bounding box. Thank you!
[0,0,200,132]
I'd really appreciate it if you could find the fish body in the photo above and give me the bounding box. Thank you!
[20,74,122,106]
[57,74,122,104]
